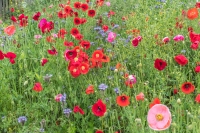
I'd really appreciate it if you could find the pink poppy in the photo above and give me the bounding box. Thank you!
[162,37,170,44]
[147,104,171,131]
[54,94,63,102]
[173,35,184,42]
[107,32,116,43]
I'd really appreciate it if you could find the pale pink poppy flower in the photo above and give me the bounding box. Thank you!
[137,36,142,42]
[128,75,137,84]
[162,37,170,44]
[49,4,53,8]
[52,33,58,38]
[55,94,63,102]
[107,32,116,43]
[136,92,144,101]
[105,2,111,6]
[147,104,171,131]
[34,35,42,39]
[173,35,184,42]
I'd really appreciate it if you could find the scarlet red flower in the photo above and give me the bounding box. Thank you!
[74,17,81,25]
[181,82,195,94]
[81,3,89,11]
[154,58,167,71]
[85,85,94,94]
[4,25,16,36]
[80,40,90,50]
[4,52,16,64]
[174,54,188,66]
[96,130,103,133]
[32,12,41,21]
[74,33,83,40]
[0,50,4,60]
[136,92,144,101]
[101,55,110,62]
[116,95,130,107]
[57,28,67,39]
[41,58,48,66]
[33,82,43,92]
[196,2,200,8]
[92,50,103,61]
[69,65,81,78]
[70,28,79,36]
[78,62,90,74]
[48,47,58,55]
[64,41,74,47]
[195,94,200,103]
[74,2,82,9]
[173,89,179,95]
[10,7,15,12]
[189,31,200,43]
[195,66,200,73]
[64,5,72,14]
[149,98,161,108]
[132,37,139,47]
[88,9,96,17]
[190,41,199,50]
[80,18,87,24]
[58,10,67,19]
[73,105,85,115]
[92,99,106,117]
[10,16,17,22]
[65,50,77,60]
[187,8,198,20]
[102,25,109,32]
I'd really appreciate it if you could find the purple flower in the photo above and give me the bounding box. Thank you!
[63,108,72,117]
[18,116,27,125]
[60,93,66,102]
[98,83,108,91]
[114,88,119,94]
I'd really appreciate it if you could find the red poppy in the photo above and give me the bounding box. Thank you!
[4,52,16,64]
[96,130,103,133]
[65,50,77,60]
[187,8,198,20]
[92,50,103,61]
[88,9,96,17]
[32,12,41,21]
[74,33,83,40]
[10,16,17,22]
[18,14,28,20]
[196,2,200,8]
[58,10,68,19]
[73,11,79,17]
[73,46,82,53]
[174,54,188,66]
[85,85,94,94]
[189,31,200,43]
[102,25,109,32]
[74,17,81,25]
[78,62,89,74]
[10,7,15,12]
[195,94,200,103]
[80,18,87,24]
[73,105,85,115]
[19,18,28,27]
[116,95,130,107]
[81,3,89,11]
[173,89,179,95]
[69,65,81,78]
[64,5,72,14]
[48,47,58,55]
[101,55,110,62]
[74,2,82,9]
[92,99,106,117]
[132,37,139,47]
[149,98,160,108]
[136,92,144,101]
[57,28,67,39]
[190,41,199,50]
[181,82,195,94]
[80,40,90,50]
[96,0,104,6]
[4,25,16,36]
[0,50,4,60]
[33,82,43,92]
[64,41,74,47]
[41,58,48,66]
[70,27,79,36]
[90,58,102,68]
[154,58,167,71]
[195,66,200,73]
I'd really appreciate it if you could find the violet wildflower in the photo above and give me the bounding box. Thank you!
[18,116,27,125]
[114,88,119,94]
[63,108,72,117]
[60,93,66,102]
[98,83,108,91]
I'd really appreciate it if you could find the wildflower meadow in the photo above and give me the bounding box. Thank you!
[1,0,200,132]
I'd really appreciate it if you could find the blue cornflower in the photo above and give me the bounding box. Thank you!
[98,83,108,91]
[60,93,66,102]
[18,116,27,125]
[63,108,72,117]
[114,88,120,94]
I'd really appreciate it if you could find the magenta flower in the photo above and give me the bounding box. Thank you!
[173,35,184,42]
[162,37,170,44]
[107,32,116,43]
[147,104,171,131]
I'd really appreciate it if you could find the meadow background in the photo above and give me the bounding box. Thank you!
[1,0,200,132]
